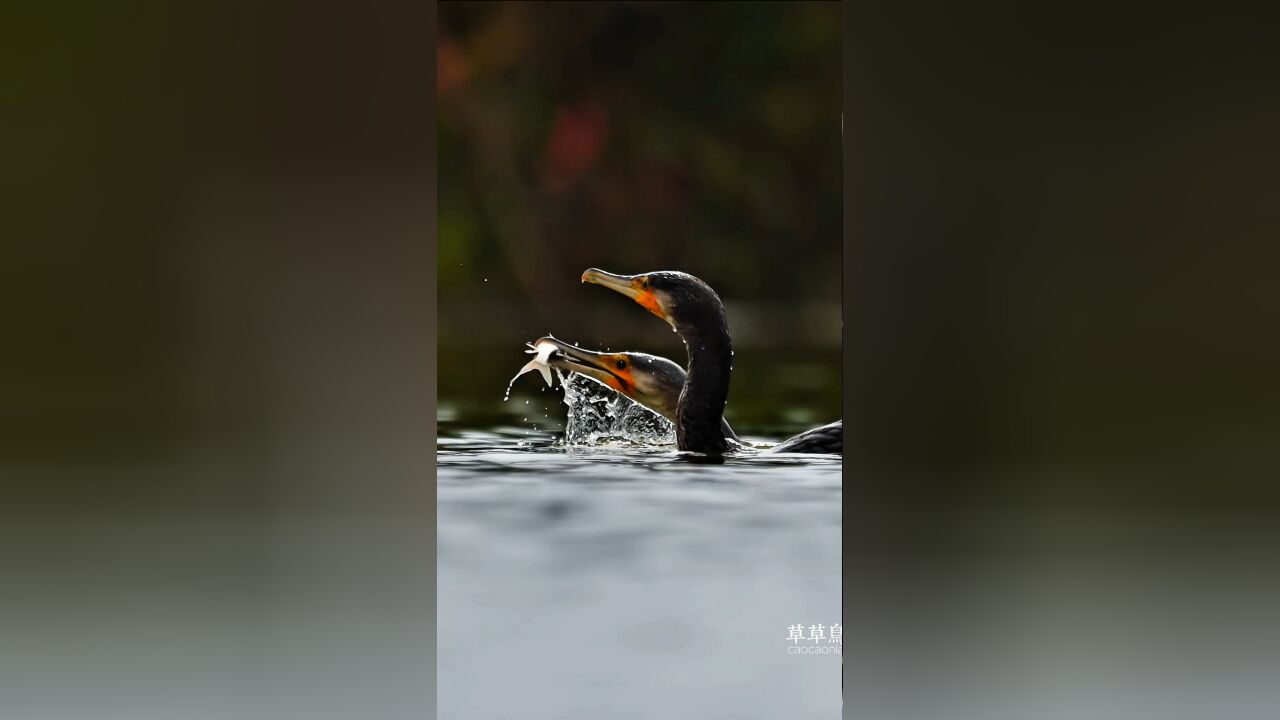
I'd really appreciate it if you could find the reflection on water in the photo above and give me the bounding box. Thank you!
[437,426,843,719]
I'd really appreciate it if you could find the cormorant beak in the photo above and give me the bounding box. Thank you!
[580,268,673,327]
[532,336,637,397]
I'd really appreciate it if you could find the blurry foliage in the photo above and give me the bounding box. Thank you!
[438,1,842,419]
[439,0,840,300]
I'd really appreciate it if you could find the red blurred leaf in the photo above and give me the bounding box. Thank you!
[437,38,470,98]
[543,102,608,192]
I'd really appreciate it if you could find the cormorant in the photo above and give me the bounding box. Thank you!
[526,336,739,442]
[580,268,843,455]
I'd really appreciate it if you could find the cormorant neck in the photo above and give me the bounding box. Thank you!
[676,329,732,454]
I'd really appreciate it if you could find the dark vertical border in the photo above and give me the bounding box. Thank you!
[842,2,1280,719]
[426,0,439,711]
[840,1,852,714]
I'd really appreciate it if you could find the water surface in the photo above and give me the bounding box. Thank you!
[437,413,843,718]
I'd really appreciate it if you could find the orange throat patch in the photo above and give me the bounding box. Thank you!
[636,290,666,322]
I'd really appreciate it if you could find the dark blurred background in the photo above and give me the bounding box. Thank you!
[843,2,1279,527]
[2,3,435,719]
[437,1,842,433]
[843,5,1280,718]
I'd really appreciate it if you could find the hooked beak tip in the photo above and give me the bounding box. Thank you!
[581,268,636,294]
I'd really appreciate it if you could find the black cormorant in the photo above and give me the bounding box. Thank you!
[580,268,842,455]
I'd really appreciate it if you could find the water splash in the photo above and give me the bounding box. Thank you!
[556,370,675,447]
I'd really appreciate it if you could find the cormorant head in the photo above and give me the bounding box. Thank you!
[580,268,729,340]
[532,336,688,423]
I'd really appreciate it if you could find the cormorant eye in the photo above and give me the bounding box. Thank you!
[640,278,650,289]
[615,358,627,370]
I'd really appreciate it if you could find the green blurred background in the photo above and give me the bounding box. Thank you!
[437,1,842,433]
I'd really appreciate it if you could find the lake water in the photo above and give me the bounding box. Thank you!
[437,377,843,719]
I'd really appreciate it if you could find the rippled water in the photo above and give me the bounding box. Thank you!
[437,378,843,718]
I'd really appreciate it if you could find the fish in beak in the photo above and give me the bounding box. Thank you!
[516,336,645,398]
[510,336,737,440]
